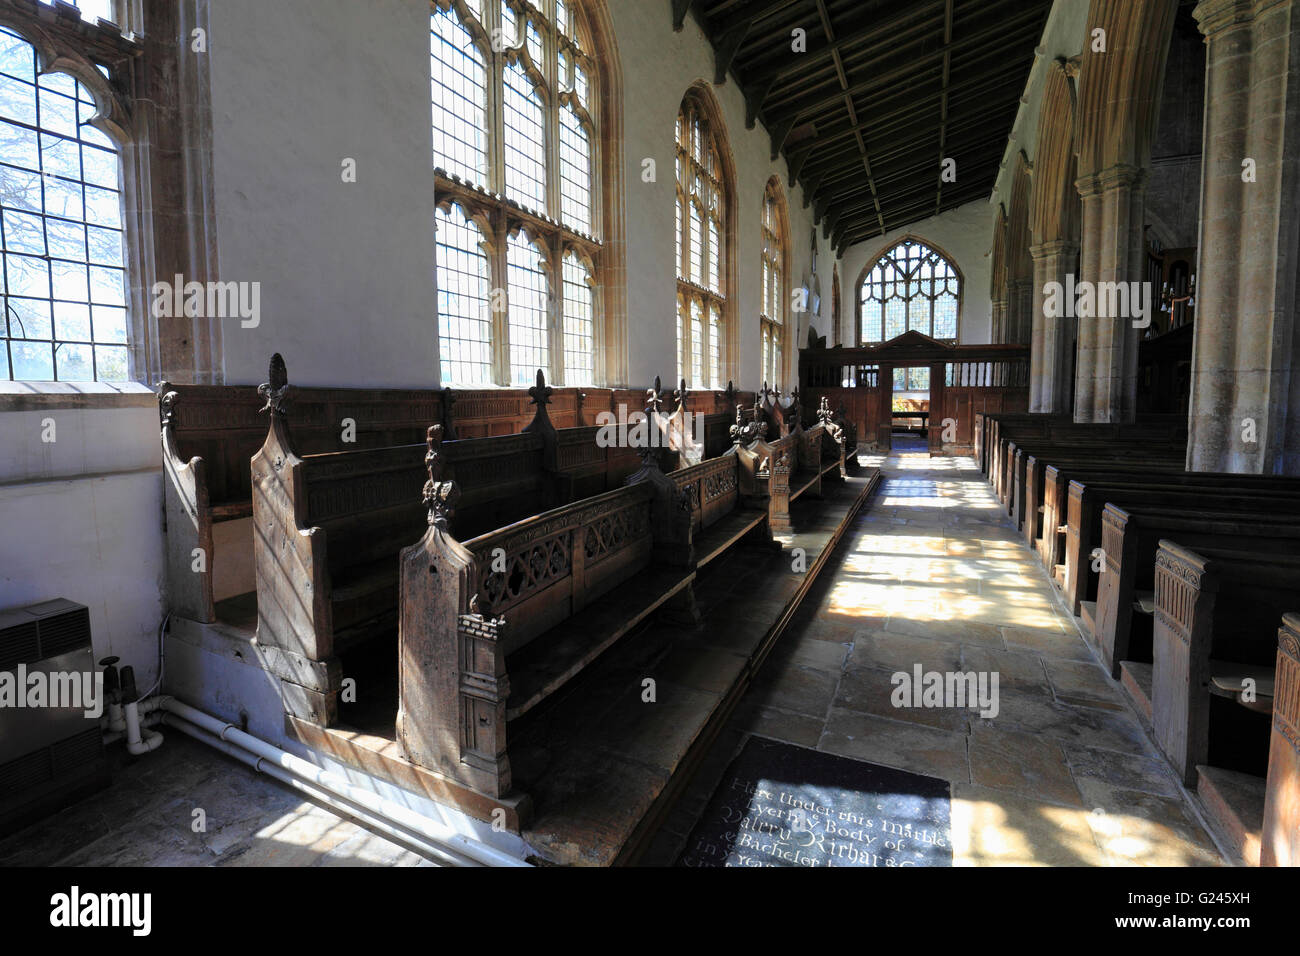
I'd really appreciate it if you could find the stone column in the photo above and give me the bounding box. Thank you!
[1189,0,1300,474]
[1030,240,1081,413]
[1006,278,1033,346]
[990,296,1008,344]
[1073,166,1146,423]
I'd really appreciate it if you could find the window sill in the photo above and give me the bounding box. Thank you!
[0,380,156,411]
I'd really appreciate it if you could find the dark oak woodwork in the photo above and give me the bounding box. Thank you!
[1093,504,1300,677]
[1263,614,1300,866]
[158,367,752,627]
[1060,477,1300,616]
[395,383,848,801]
[1151,542,1300,786]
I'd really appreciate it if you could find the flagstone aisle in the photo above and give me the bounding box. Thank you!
[648,445,1225,866]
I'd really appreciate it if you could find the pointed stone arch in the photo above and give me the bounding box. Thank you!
[1031,60,1081,247]
[854,235,964,348]
[1028,59,1083,413]
[1076,0,1178,180]
[1004,151,1034,346]
[1070,0,1178,423]
[990,205,1009,344]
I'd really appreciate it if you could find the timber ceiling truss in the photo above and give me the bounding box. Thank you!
[673,0,1052,256]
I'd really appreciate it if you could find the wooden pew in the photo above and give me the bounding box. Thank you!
[737,391,845,533]
[1058,476,1300,615]
[998,425,1182,511]
[1093,504,1300,676]
[816,396,850,478]
[159,366,748,627]
[250,358,776,726]
[987,413,1063,498]
[249,362,559,663]
[396,412,780,799]
[1021,451,1186,551]
[980,412,1060,483]
[1009,440,1186,533]
[1262,613,1300,866]
[157,375,443,625]
[1150,541,1300,786]
[248,362,621,724]
[985,413,1183,504]
[1038,461,1300,572]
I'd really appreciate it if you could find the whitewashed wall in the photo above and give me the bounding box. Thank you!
[0,386,165,690]
[207,0,437,389]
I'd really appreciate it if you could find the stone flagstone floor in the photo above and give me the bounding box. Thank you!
[645,442,1226,866]
[0,733,434,867]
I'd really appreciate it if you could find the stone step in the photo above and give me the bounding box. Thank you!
[1119,659,1153,725]
[1196,764,1265,866]
[1079,600,1097,641]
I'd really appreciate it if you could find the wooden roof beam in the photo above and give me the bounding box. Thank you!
[741,0,945,88]
[764,9,1044,122]
[672,0,697,32]
[712,16,754,85]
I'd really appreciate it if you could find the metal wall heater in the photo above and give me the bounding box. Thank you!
[0,598,109,838]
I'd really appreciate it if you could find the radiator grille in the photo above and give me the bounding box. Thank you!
[50,728,105,775]
[0,622,39,671]
[0,747,52,799]
[38,607,92,659]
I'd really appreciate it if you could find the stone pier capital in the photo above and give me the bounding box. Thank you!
[1194,0,1283,37]
[1075,164,1147,198]
[1029,239,1080,260]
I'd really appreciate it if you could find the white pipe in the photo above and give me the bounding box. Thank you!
[101,695,162,734]
[157,697,529,868]
[103,708,163,746]
[124,699,164,755]
[105,700,125,733]
[162,715,475,868]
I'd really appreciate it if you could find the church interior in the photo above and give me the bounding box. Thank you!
[0,0,1297,885]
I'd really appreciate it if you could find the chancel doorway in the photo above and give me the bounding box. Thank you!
[892,365,931,451]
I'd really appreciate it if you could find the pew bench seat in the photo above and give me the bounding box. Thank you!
[210,499,254,522]
[1119,660,1154,723]
[329,557,402,640]
[693,507,768,568]
[503,565,695,721]
[1151,542,1300,785]
[1208,664,1274,714]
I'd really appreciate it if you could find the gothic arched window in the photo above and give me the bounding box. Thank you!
[431,0,603,387]
[1,24,129,382]
[759,179,788,387]
[858,238,960,346]
[675,92,727,390]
